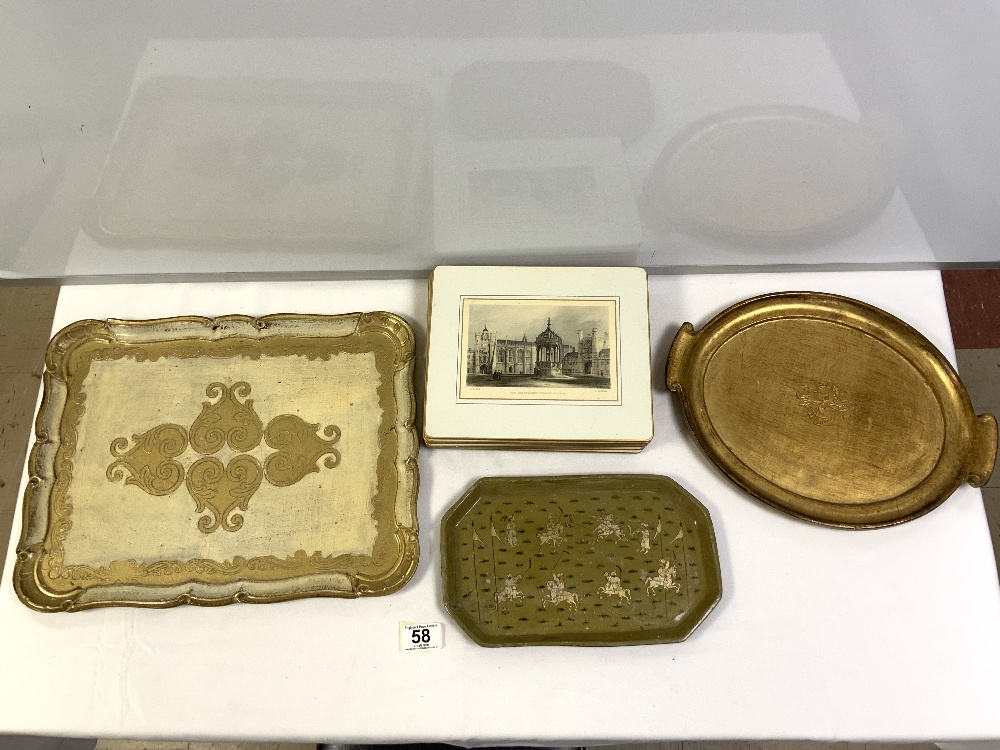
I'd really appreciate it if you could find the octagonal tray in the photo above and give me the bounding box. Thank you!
[441,474,722,646]
[667,292,997,528]
[15,312,419,611]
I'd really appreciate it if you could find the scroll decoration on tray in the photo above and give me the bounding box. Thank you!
[107,380,342,533]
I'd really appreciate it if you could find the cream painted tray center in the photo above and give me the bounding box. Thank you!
[15,312,419,611]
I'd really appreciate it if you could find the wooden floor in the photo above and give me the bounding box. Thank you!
[0,285,58,578]
[94,741,314,750]
[1,278,998,749]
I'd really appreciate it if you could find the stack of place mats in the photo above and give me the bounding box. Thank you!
[423,265,653,453]
[423,436,653,453]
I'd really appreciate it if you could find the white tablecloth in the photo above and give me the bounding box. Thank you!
[2,271,999,744]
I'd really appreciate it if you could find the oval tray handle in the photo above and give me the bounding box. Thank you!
[666,323,696,392]
[966,413,998,487]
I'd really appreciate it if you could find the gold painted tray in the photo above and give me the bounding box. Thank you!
[667,292,997,528]
[442,475,722,646]
[15,312,419,611]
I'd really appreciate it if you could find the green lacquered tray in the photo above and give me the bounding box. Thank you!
[441,474,722,646]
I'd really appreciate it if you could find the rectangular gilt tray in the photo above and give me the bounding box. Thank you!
[15,312,419,611]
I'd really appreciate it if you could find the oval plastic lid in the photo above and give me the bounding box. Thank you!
[644,106,895,249]
[666,292,998,528]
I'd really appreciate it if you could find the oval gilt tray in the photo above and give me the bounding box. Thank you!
[666,292,997,528]
[441,474,722,646]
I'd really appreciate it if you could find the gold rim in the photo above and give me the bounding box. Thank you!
[15,312,419,610]
[667,292,997,528]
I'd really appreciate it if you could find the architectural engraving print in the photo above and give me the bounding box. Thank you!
[459,297,620,402]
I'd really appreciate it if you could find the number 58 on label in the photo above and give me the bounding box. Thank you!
[399,622,444,651]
